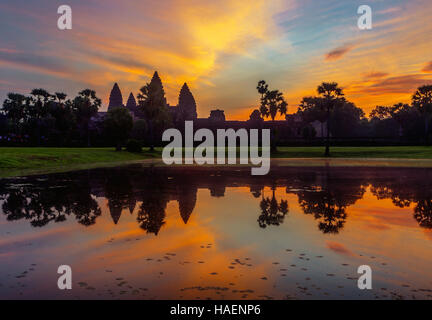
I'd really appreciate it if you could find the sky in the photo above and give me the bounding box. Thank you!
[1,0,432,119]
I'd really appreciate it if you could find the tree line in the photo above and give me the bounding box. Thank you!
[252,81,432,154]
[1,75,432,151]
[0,72,171,150]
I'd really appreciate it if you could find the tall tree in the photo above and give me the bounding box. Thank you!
[298,96,326,137]
[412,85,432,145]
[256,80,288,152]
[257,80,288,121]
[103,107,133,151]
[330,100,366,137]
[72,89,101,147]
[2,93,27,134]
[391,103,423,139]
[28,89,54,145]
[137,71,171,151]
[317,82,344,156]
[48,93,76,145]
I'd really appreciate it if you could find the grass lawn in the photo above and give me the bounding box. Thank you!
[1,146,432,178]
[0,147,161,178]
[272,146,432,159]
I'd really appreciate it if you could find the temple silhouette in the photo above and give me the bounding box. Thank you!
[98,72,324,139]
[106,76,201,122]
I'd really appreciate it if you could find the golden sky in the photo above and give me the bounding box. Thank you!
[1,0,432,119]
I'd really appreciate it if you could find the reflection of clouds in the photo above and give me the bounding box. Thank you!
[422,229,432,241]
[363,222,391,231]
[326,241,354,256]
[2,166,432,298]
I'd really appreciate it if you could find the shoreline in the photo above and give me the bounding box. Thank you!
[2,157,432,178]
[2,146,432,178]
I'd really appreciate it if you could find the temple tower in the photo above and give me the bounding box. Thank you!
[177,83,197,121]
[126,92,137,115]
[108,83,123,110]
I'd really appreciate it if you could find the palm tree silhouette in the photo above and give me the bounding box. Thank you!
[256,80,288,152]
[258,186,289,228]
[317,82,344,157]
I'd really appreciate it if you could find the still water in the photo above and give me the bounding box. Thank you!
[1,164,432,300]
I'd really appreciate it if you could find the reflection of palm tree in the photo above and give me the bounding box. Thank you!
[258,187,289,228]
[250,185,263,198]
[414,200,432,229]
[299,192,348,234]
[297,169,365,234]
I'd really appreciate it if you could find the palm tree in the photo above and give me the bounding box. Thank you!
[256,80,288,151]
[317,82,344,156]
[257,80,288,121]
[412,85,432,145]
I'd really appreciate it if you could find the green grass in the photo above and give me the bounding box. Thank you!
[1,146,432,178]
[0,147,161,178]
[272,146,432,159]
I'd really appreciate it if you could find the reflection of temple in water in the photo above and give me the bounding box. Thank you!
[1,166,432,234]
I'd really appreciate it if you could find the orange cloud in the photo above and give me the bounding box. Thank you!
[361,74,432,95]
[422,61,432,73]
[362,72,389,80]
[324,44,354,61]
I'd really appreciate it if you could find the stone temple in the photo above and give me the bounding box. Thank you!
[105,77,199,123]
[107,83,123,111]
[101,72,325,140]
